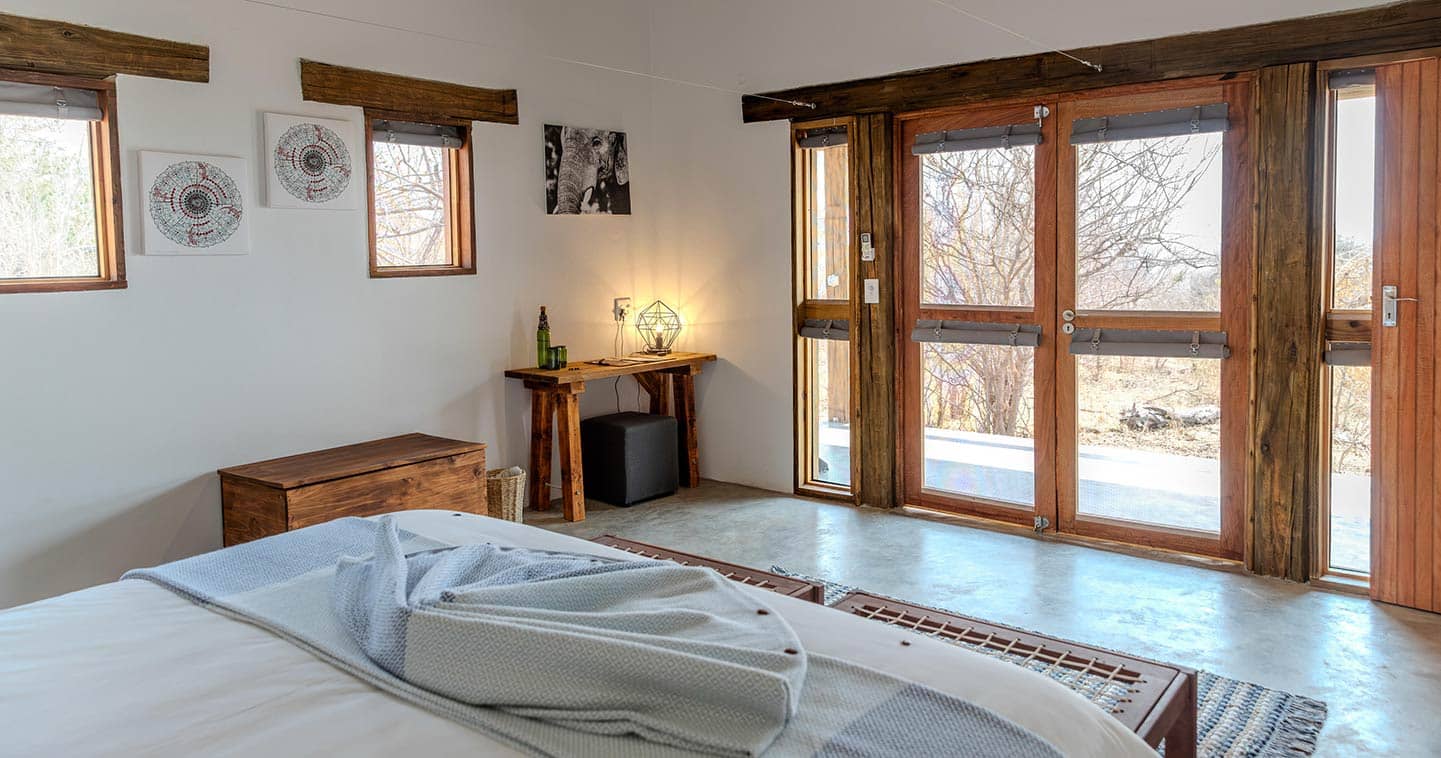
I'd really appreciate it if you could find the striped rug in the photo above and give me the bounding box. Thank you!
[772,567,1327,758]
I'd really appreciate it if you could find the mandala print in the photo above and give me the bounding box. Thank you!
[149,161,244,248]
[274,123,352,203]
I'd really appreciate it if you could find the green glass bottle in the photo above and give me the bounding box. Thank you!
[536,306,551,368]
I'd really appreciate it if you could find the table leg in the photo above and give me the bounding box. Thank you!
[553,386,586,521]
[671,369,699,487]
[637,372,671,415]
[527,389,554,510]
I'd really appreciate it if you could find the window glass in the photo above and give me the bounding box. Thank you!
[1328,363,1372,573]
[1331,89,1376,310]
[921,146,1035,306]
[1075,132,1223,311]
[808,338,851,487]
[922,342,1035,504]
[371,141,452,267]
[0,114,99,279]
[807,145,850,300]
[1075,354,1222,531]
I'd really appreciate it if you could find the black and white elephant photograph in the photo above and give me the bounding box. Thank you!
[544,124,631,215]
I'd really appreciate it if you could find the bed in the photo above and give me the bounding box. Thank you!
[0,511,1154,757]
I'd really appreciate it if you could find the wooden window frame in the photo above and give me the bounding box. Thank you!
[0,69,124,295]
[364,109,475,279]
[793,117,857,501]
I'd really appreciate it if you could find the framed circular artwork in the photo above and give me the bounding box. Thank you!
[264,113,361,210]
[140,151,250,255]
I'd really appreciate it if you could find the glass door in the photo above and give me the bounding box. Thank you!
[899,103,1058,528]
[1055,81,1251,558]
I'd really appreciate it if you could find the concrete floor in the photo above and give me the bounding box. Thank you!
[533,481,1441,758]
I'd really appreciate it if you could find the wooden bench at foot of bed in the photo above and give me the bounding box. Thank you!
[588,535,1197,757]
[832,592,1197,758]
[589,535,825,603]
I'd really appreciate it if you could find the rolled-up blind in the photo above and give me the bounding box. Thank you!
[913,123,1043,156]
[798,318,849,341]
[0,82,102,121]
[911,320,1041,347]
[1328,69,1376,90]
[373,119,465,149]
[796,126,847,149]
[1070,103,1229,145]
[1069,328,1229,358]
[1323,342,1371,366]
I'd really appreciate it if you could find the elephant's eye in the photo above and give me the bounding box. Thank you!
[591,137,602,148]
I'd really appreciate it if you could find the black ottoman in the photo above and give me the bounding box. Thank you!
[580,412,679,506]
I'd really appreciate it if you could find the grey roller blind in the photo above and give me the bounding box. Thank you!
[1069,328,1229,359]
[373,119,465,149]
[799,318,850,341]
[1328,69,1376,90]
[913,123,1043,156]
[0,82,102,121]
[797,126,847,149]
[1323,342,1371,366]
[1070,103,1228,145]
[911,320,1041,347]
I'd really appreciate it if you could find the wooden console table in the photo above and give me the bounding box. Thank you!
[505,351,717,522]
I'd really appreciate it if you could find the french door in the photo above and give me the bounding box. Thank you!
[900,78,1250,559]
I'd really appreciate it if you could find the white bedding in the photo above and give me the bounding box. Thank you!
[0,511,1154,757]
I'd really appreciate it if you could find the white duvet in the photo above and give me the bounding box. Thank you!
[0,511,1154,757]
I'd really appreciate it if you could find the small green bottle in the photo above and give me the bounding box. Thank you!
[536,306,551,368]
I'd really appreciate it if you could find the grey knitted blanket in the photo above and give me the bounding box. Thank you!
[124,517,1058,758]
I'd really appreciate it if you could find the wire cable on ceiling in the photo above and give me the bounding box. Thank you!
[924,0,1103,72]
[234,0,817,109]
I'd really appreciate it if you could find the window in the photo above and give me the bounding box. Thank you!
[0,74,123,293]
[1319,69,1377,578]
[366,116,474,277]
[794,122,853,496]
[921,141,1036,307]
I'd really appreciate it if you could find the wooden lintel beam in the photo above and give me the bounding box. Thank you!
[0,12,208,83]
[300,60,518,125]
[742,0,1441,122]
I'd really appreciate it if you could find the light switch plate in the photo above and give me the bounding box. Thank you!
[863,278,880,304]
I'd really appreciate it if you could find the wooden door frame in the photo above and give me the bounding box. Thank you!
[1052,77,1252,560]
[895,76,1252,559]
[896,100,1060,529]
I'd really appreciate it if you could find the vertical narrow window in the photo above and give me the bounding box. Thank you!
[0,74,123,293]
[1321,69,1376,578]
[794,123,853,495]
[367,116,474,277]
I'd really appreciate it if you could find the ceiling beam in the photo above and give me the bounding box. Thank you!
[742,0,1441,122]
[300,60,518,125]
[0,12,208,83]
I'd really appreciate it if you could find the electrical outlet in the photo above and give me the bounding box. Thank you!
[613,297,632,322]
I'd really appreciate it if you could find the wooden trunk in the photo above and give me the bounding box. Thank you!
[218,433,487,546]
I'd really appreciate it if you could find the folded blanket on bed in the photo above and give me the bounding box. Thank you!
[124,517,1058,758]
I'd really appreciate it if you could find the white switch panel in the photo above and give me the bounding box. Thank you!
[859,232,876,261]
[863,278,880,304]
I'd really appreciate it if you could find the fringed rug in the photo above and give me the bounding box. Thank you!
[772,567,1327,758]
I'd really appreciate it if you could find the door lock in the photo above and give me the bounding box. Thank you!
[1062,309,1076,322]
[1382,285,1420,327]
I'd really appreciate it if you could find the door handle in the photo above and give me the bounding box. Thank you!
[1382,285,1420,327]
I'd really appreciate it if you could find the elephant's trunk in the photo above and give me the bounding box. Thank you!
[554,150,590,214]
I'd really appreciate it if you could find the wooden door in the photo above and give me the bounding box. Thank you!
[898,102,1059,529]
[1051,80,1252,560]
[1372,56,1441,611]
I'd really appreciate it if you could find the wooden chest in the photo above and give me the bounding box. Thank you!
[218,433,487,546]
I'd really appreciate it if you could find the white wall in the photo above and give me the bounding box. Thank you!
[0,0,1385,608]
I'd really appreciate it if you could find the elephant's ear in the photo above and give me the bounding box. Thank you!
[611,133,629,185]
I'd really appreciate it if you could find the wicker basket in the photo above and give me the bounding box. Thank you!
[485,467,526,522]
